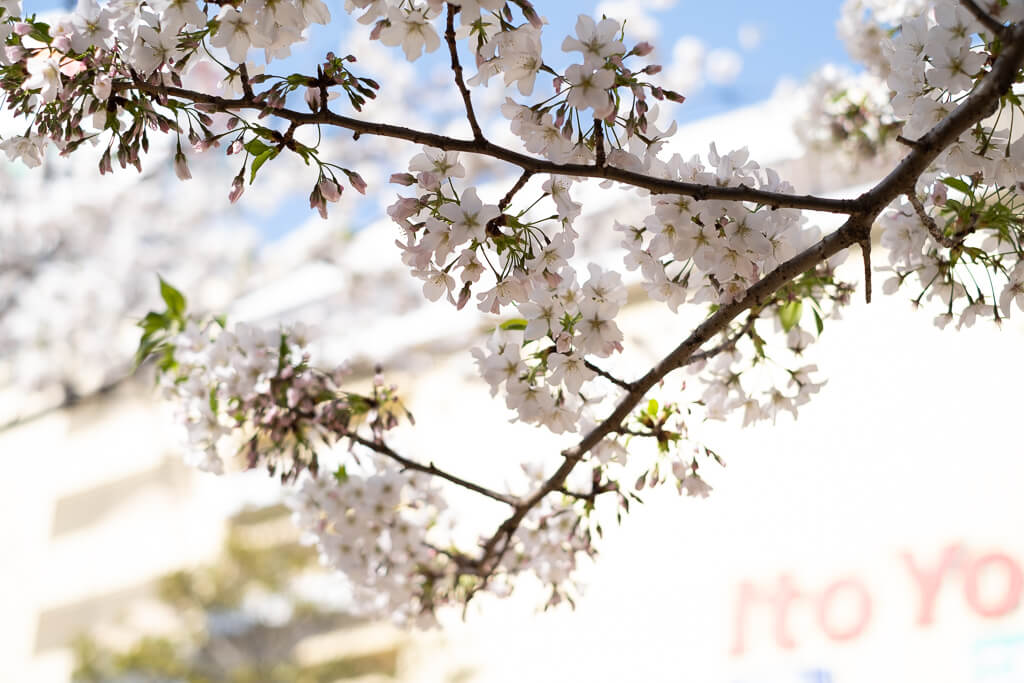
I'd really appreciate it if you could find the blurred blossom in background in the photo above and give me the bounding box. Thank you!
[3,1,1024,682]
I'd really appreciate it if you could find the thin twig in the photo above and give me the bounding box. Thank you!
[583,359,634,391]
[445,4,484,142]
[960,0,1008,37]
[907,191,959,248]
[346,432,518,506]
[861,238,872,304]
[896,134,925,149]
[499,169,533,210]
[684,313,758,366]
[593,120,605,167]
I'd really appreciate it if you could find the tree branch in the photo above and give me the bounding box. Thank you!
[125,80,862,214]
[960,0,1009,37]
[444,3,485,142]
[466,20,1024,583]
[122,19,1024,589]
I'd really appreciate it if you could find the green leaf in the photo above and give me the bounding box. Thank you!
[158,276,187,320]
[499,318,528,331]
[646,399,659,417]
[134,336,161,369]
[778,300,803,333]
[29,24,52,44]
[243,138,271,156]
[334,465,349,483]
[138,311,170,335]
[940,176,972,195]
[812,308,824,336]
[249,148,277,184]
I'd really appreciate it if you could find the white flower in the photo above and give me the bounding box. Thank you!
[211,4,270,63]
[999,261,1024,318]
[0,0,22,18]
[0,134,45,167]
[380,6,440,61]
[133,23,187,75]
[149,0,206,31]
[22,54,63,103]
[546,352,595,395]
[561,14,625,67]
[564,63,615,118]
[438,187,500,244]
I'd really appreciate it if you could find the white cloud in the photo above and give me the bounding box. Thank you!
[738,24,761,50]
[595,2,659,42]
[706,48,743,86]
[665,35,706,95]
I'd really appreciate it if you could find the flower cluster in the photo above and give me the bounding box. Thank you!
[289,465,453,627]
[848,0,1024,326]
[159,317,347,478]
[617,144,817,309]
[795,65,902,166]
[878,189,1024,328]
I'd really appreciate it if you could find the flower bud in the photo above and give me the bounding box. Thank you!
[346,171,367,194]
[229,175,245,203]
[174,151,191,180]
[304,86,321,111]
[318,177,342,202]
[633,41,654,57]
[389,172,416,186]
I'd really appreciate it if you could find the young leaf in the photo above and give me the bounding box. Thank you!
[778,300,803,333]
[158,276,187,320]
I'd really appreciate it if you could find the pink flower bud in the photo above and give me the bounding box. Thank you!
[318,177,342,202]
[174,152,191,180]
[388,196,420,221]
[389,172,416,186]
[346,171,367,194]
[227,139,243,155]
[520,1,543,29]
[931,183,947,206]
[456,283,471,310]
[304,86,321,111]
[633,41,654,57]
[643,64,662,75]
[555,331,572,354]
[229,175,245,203]
[98,149,112,175]
[370,19,386,40]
